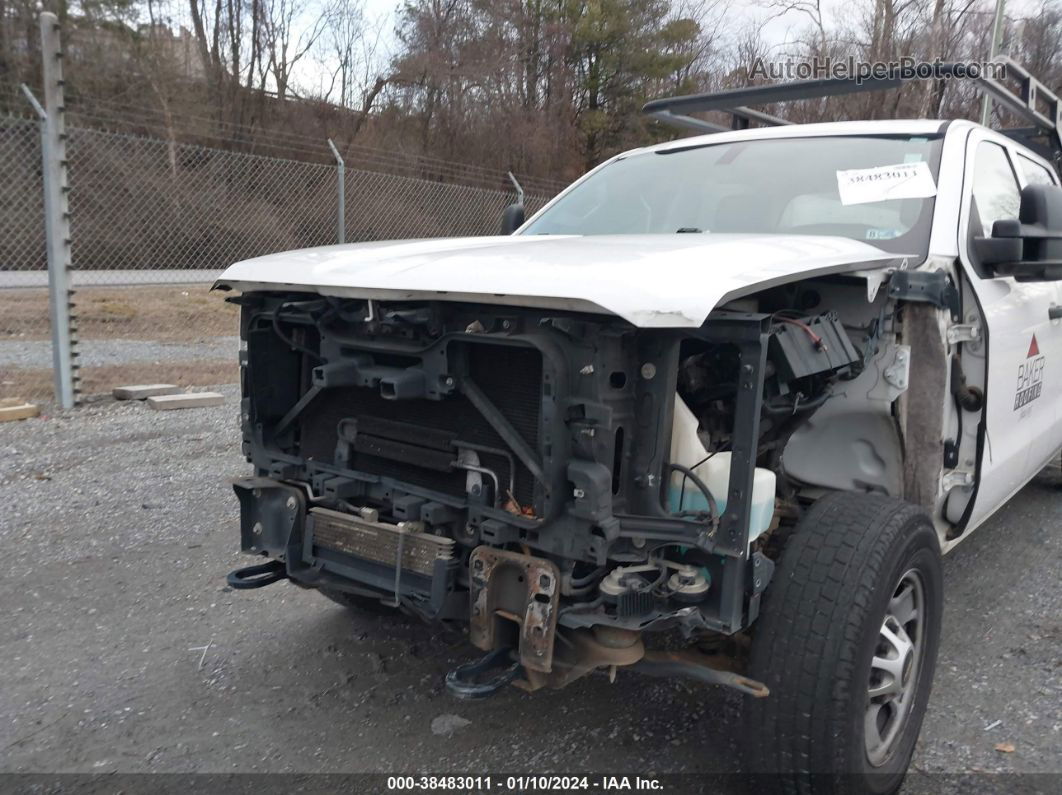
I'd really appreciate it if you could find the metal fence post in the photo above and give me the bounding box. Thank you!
[39,11,78,408]
[328,138,345,244]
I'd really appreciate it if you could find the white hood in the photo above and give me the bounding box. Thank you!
[215,234,901,328]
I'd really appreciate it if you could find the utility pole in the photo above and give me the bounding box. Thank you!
[981,0,1007,126]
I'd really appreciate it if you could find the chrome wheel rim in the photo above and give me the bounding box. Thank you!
[865,568,926,767]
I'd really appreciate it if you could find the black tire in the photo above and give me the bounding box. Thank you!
[318,586,396,615]
[744,492,943,795]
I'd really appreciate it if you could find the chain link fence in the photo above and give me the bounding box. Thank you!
[0,114,556,406]
[0,114,53,404]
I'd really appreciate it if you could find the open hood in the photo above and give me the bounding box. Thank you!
[215,233,903,328]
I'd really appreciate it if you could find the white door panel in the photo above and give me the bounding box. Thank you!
[1013,152,1062,471]
[957,133,1062,529]
[968,278,1056,520]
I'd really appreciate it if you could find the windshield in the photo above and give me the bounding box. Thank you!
[521,135,943,255]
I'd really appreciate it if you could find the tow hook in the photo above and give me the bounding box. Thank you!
[445,647,523,700]
[227,560,288,589]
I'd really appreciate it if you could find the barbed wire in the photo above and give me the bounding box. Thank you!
[63,93,569,194]
[0,111,560,404]
[0,84,570,194]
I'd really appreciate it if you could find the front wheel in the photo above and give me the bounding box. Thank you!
[744,492,943,794]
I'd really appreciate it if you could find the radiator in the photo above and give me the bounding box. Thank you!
[299,343,543,507]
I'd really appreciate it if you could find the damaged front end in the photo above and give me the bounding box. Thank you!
[229,292,858,695]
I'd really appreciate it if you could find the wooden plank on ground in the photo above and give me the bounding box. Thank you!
[0,399,40,422]
[147,392,225,410]
[113,384,182,400]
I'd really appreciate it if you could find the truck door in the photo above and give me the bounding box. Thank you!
[1012,150,1062,467]
[958,134,1062,529]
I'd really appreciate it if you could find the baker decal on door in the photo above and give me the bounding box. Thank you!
[1015,335,1045,413]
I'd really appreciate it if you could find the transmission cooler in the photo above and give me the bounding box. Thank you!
[308,507,455,577]
[230,478,462,617]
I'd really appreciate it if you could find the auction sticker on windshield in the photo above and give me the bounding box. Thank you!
[836,161,937,205]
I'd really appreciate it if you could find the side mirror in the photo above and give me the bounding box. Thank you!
[972,221,1022,267]
[500,202,525,235]
[975,184,1062,281]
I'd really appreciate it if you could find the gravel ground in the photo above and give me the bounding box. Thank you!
[0,391,1059,790]
[0,337,239,369]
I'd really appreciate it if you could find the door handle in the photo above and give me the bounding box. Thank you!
[1050,306,1062,320]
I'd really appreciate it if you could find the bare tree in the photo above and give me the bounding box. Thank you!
[761,0,830,49]
[262,0,330,100]
[188,0,225,87]
[139,0,181,175]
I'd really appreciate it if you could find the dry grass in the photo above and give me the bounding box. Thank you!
[0,285,238,341]
[0,368,53,404]
[4,361,239,402]
[78,362,239,394]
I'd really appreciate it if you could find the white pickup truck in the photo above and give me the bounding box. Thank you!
[217,62,1062,793]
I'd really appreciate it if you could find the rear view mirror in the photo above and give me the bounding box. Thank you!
[976,184,1062,281]
[500,202,525,235]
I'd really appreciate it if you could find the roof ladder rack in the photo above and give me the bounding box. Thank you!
[642,58,1062,159]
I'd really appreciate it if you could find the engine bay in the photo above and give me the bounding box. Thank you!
[229,272,957,690]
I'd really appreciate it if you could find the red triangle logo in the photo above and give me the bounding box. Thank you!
[1028,335,1040,358]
